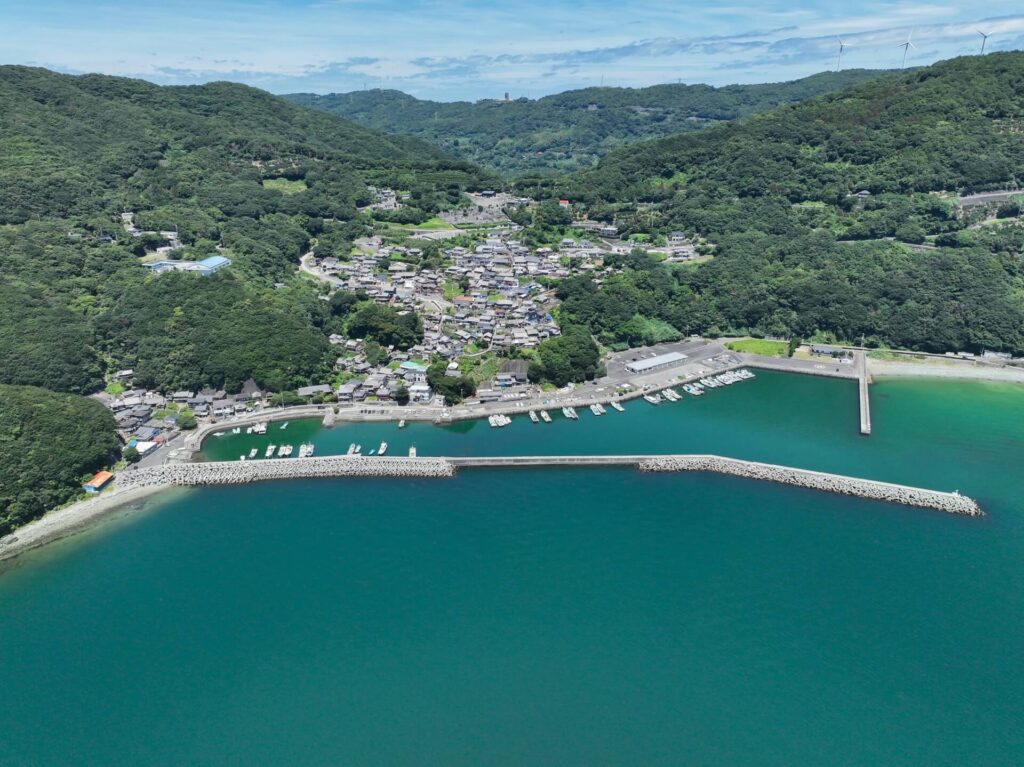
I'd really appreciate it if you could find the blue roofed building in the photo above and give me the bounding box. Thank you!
[145,255,231,276]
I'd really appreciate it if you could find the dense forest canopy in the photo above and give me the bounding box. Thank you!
[543,53,1024,355]
[0,385,120,537]
[285,70,892,174]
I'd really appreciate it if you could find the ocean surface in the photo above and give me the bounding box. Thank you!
[2,372,1023,766]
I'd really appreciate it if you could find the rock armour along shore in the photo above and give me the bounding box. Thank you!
[639,456,982,516]
[117,457,455,489]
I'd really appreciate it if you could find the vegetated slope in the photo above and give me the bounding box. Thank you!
[571,53,1024,203]
[0,385,120,537]
[284,69,892,174]
[0,65,484,223]
[550,53,1024,355]
[0,66,494,395]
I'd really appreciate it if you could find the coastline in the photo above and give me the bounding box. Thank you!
[867,359,1024,384]
[0,483,175,565]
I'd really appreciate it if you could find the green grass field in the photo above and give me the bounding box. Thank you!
[725,338,789,357]
[262,178,308,195]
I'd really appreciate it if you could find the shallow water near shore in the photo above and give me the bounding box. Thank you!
[2,373,1023,765]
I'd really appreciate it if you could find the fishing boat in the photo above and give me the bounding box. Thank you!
[354,444,362,454]
[643,393,662,405]
[265,444,276,458]
[213,431,226,437]
[378,442,388,456]
[248,448,258,459]
[590,404,602,416]
[611,401,625,412]
[529,410,539,423]
[398,419,406,429]
[280,422,289,429]
[347,443,356,455]
[409,446,417,457]
[232,427,241,434]
[489,415,499,428]
[239,455,246,461]
[540,410,552,423]
[368,449,376,456]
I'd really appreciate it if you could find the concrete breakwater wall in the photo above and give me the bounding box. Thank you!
[117,456,455,489]
[639,455,982,516]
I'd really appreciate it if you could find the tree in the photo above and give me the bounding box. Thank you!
[122,445,141,464]
[177,411,197,430]
[394,384,410,406]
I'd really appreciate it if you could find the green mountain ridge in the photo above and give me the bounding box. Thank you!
[539,53,1024,356]
[284,69,894,174]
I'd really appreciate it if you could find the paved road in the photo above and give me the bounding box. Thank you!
[959,190,1022,206]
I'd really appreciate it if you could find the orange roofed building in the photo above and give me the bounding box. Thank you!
[83,471,114,493]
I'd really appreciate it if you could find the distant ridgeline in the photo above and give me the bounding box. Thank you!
[284,70,893,175]
[536,53,1024,356]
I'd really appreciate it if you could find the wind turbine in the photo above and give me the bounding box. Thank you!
[978,30,991,54]
[836,38,849,71]
[898,30,916,68]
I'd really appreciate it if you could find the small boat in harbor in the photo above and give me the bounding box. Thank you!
[409,446,417,457]
[398,419,406,429]
[232,427,241,434]
[354,444,362,454]
[540,410,552,423]
[347,443,356,455]
[644,393,662,405]
[529,410,539,423]
[611,401,625,412]
[378,442,388,456]
[590,404,603,416]
[248,448,258,459]
[368,449,376,456]
[265,444,276,458]
[280,422,289,429]
[489,415,499,428]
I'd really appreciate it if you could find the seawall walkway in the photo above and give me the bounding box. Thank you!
[118,454,981,516]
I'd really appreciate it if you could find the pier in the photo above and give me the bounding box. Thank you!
[857,350,872,435]
[116,454,981,516]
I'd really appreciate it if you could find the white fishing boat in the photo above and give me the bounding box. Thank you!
[248,448,257,459]
[611,401,625,412]
[265,444,276,458]
[529,410,539,423]
[378,442,388,456]
[540,410,552,423]
[398,419,406,429]
[280,422,289,429]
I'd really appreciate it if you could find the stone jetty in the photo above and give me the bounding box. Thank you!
[639,455,982,516]
[117,456,455,489]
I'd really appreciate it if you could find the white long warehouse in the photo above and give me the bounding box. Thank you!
[625,351,688,374]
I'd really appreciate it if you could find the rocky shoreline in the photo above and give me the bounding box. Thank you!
[639,455,983,516]
[118,456,456,488]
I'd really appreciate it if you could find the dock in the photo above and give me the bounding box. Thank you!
[856,350,871,435]
[117,454,981,516]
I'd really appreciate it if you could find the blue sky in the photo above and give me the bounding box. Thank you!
[2,1,1023,100]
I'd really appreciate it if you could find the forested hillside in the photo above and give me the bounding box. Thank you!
[0,385,120,537]
[285,70,891,174]
[0,66,493,397]
[546,53,1024,354]
[0,66,497,528]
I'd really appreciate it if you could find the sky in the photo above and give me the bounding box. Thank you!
[2,1,1023,100]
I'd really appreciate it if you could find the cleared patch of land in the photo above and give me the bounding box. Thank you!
[262,177,308,195]
[726,338,789,357]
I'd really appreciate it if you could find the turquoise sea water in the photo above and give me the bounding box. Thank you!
[2,372,1023,765]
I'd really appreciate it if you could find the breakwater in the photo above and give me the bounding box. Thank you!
[119,454,984,516]
[117,456,455,489]
[639,455,981,516]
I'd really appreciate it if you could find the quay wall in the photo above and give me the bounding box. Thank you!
[639,455,981,516]
[118,456,455,489]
